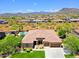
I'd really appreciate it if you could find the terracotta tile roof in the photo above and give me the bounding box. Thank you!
[22,30,62,43]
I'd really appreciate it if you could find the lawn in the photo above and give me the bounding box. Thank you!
[10,51,45,58]
[64,54,75,58]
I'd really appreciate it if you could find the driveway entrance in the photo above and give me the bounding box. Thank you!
[44,47,64,58]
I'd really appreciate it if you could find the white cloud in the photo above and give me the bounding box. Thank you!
[25,9,60,13]
[44,10,53,12]
[44,9,60,12]
[53,9,60,12]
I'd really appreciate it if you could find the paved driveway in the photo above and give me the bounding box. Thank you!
[44,47,64,58]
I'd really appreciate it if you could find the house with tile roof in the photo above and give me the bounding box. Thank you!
[21,30,62,49]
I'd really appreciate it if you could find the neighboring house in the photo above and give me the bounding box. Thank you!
[17,19,79,23]
[21,30,62,49]
[0,30,19,36]
[0,32,6,39]
[72,29,79,37]
[17,19,48,23]
[64,18,79,22]
[53,20,65,23]
[0,20,8,24]
[53,19,79,23]
[70,19,79,22]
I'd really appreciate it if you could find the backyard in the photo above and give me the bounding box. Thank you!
[10,51,45,58]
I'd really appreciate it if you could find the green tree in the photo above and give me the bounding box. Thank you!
[64,34,79,54]
[58,28,66,39]
[57,23,73,39]
[0,35,22,56]
[10,24,19,30]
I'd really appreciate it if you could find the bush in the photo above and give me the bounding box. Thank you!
[64,54,75,58]
[58,29,66,39]
[24,48,32,52]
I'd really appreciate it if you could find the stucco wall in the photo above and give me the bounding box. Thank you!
[22,43,33,48]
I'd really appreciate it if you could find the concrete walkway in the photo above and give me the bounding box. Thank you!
[44,47,64,58]
[33,49,44,51]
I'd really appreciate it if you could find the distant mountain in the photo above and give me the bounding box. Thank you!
[0,8,79,16]
[28,11,51,14]
[0,12,51,16]
[57,8,79,14]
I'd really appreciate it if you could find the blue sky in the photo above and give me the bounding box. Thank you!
[0,0,79,13]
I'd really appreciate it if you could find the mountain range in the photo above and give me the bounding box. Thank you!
[0,8,79,16]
